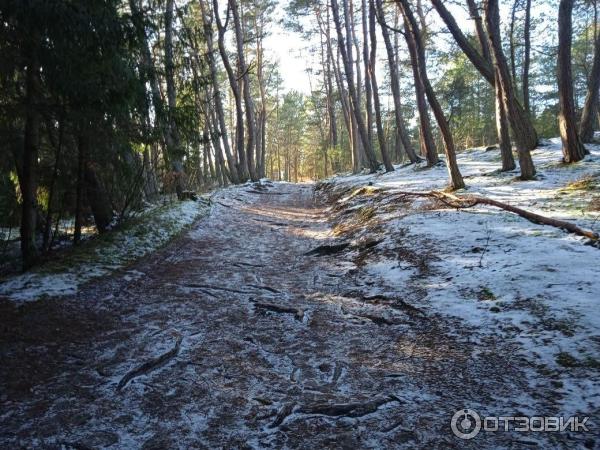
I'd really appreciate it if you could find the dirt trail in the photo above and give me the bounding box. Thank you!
[0,183,584,449]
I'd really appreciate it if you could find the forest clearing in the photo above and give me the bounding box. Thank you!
[2,0,600,448]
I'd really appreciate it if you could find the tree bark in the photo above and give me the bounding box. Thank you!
[129,0,171,169]
[213,0,249,181]
[74,133,85,245]
[466,0,491,63]
[522,0,532,113]
[332,0,380,172]
[164,0,186,198]
[20,49,41,270]
[85,162,113,233]
[199,0,240,183]
[230,0,259,181]
[431,0,538,151]
[494,68,516,171]
[579,1,600,143]
[368,0,393,171]
[400,0,464,189]
[375,0,420,163]
[509,0,518,86]
[557,0,587,162]
[325,4,339,150]
[362,0,374,148]
[400,5,438,166]
[484,0,536,179]
[466,0,514,170]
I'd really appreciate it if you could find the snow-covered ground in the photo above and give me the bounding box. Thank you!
[0,197,211,302]
[320,138,600,421]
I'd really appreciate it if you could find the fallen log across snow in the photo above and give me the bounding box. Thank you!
[392,190,599,241]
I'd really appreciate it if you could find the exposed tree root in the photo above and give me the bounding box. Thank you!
[363,294,425,317]
[297,395,400,418]
[269,402,296,428]
[232,261,265,268]
[246,189,286,195]
[393,190,599,241]
[186,283,254,294]
[248,284,281,294]
[117,336,183,392]
[305,242,350,256]
[356,313,396,326]
[253,301,304,321]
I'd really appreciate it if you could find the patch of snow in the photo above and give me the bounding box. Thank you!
[0,199,210,302]
[326,139,600,415]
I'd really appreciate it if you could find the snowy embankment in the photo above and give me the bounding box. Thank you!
[0,197,211,302]
[320,138,600,416]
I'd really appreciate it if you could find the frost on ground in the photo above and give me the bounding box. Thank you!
[0,197,210,302]
[1,144,599,449]
[319,139,600,428]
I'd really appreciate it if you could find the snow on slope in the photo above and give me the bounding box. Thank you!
[0,198,211,302]
[322,138,600,417]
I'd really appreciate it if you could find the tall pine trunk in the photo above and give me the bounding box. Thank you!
[20,49,41,270]
[231,0,259,181]
[400,2,438,166]
[368,0,393,171]
[375,0,420,163]
[557,0,587,162]
[332,0,379,172]
[213,0,249,182]
[165,0,185,198]
[400,0,464,189]
[484,0,536,179]
[579,2,600,143]
[431,0,538,151]
[523,0,532,113]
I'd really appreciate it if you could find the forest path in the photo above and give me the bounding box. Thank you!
[0,183,564,448]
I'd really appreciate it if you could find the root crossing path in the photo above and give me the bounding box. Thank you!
[0,183,573,448]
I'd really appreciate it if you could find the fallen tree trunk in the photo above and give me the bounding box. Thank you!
[393,190,599,241]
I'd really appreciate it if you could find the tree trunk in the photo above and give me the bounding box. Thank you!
[20,50,41,270]
[200,0,240,183]
[164,0,185,198]
[325,6,339,149]
[332,0,379,172]
[362,0,374,148]
[74,133,85,245]
[484,0,536,179]
[375,0,419,163]
[400,3,438,166]
[129,0,171,169]
[431,0,538,151]
[522,0,532,113]
[400,0,464,189]
[466,0,491,63]
[230,0,259,181]
[495,69,516,171]
[509,0,518,86]
[369,0,393,171]
[557,0,587,162]
[42,112,64,252]
[85,163,113,233]
[213,0,249,181]
[579,0,600,143]
[467,0,513,171]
